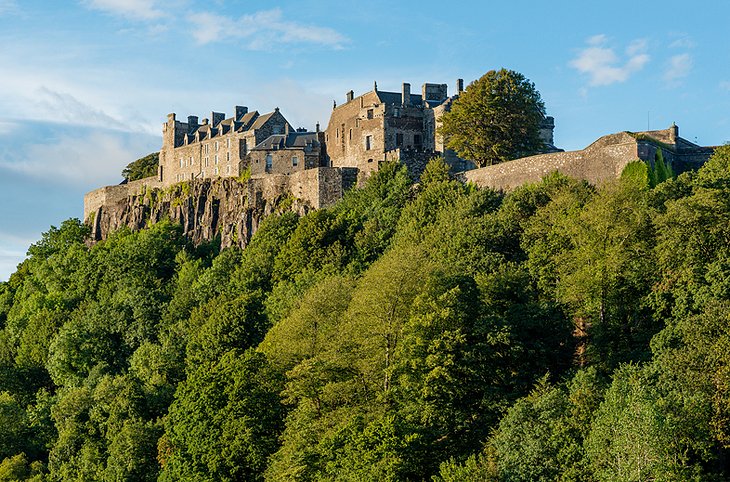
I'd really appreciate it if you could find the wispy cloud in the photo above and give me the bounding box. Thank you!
[82,0,164,21]
[663,53,692,85]
[0,0,17,15]
[0,127,159,186]
[36,87,129,130]
[669,35,696,49]
[188,9,348,50]
[569,35,650,86]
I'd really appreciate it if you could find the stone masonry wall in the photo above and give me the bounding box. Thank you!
[458,132,639,190]
[84,176,162,222]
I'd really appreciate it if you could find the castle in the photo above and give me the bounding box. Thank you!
[84,76,716,223]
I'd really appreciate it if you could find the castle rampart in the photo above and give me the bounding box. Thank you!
[457,126,715,191]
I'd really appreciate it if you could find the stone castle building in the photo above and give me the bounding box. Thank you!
[84,75,717,226]
[159,106,292,183]
[325,79,558,178]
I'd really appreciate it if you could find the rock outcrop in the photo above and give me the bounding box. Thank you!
[85,167,358,248]
[89,177,295,249]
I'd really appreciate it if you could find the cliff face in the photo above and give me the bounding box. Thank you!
[84,167,359,249]
[88,177,300,249]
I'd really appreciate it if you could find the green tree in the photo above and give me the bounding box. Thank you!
[439,69,546,167]
[122,152,159,182]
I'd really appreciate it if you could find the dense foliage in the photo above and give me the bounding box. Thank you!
[439,69,546,167]
[122,152,159,182]
[2,149,730,480]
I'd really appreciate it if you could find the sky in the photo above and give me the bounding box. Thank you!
[1,0,729,281]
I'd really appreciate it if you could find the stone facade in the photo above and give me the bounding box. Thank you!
[457,125,716,191]
[325,81,462,179]
[249,129,326,176]
[325,79,559,179]
[159,107,292,184]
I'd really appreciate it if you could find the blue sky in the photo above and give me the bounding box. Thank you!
[1,0,729,280]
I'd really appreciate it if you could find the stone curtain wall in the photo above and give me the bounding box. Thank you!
[458,132,640,191]
[84,176,163,221]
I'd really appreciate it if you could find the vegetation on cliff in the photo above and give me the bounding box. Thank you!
[2,148,730,480]
[122,152,159,182]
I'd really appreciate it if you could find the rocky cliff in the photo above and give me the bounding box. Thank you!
[88,177,296,249]
[85,167,359,248]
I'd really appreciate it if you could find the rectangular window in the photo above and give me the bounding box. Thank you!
[204,157,209,167]
[179,158,183,168]
[265,154,273,172]
[190,156,194,165]
[227,165,231,174]
[215,141,219,152]
[214,167,219,175]
[226,138,230,148]
[414,134,422,147]
[393,108,400,118]
[226,152,230,162]
[215,155,219,165]
[292,156,298,167]
[365,135,372,150]
[396,133,403,147]
[367,109,373,119]
[242,139,248,155]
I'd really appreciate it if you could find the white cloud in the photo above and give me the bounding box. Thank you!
[82,0,164,21]
[664,53,692,84]
[0,130,159,186]
[569,35,650,86]
[188,8,348,50]
[36,87,129,130]
[669,35,696,49]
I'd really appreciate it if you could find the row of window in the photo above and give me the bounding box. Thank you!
[180,152,233,168]
[263,154,299,170]
[175,165,234,180]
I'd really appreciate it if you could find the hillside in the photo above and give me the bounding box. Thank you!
[2,150,730,480]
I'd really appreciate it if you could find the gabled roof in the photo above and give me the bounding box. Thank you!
[252,132,320,151]
[238,111,258,131]
[251,111,277,130]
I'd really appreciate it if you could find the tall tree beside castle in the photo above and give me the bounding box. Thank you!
[440,69,546,167]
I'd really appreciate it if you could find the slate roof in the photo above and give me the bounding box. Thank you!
[253,132,320,151]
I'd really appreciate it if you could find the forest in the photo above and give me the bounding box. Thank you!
[2,146,730,481]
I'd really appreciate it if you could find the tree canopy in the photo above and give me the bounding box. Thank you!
[3,150,730,480]
[440,69,547,167]
[122,152,159,182]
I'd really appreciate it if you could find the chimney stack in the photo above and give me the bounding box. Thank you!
[316,122,320,132]
[346,90,354,102]
[187,116,199,134]
[402,82,411,106]
[210,112,225,127]
[456,78,464,94]
[234,106,248,121]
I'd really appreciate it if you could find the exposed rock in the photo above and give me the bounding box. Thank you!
[89,177,300,249]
